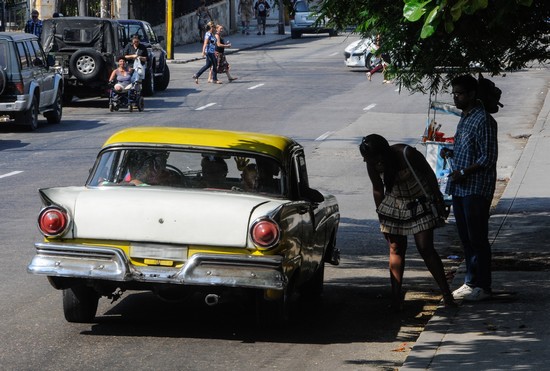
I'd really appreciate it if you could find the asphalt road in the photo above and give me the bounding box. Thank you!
[0,34,547,370]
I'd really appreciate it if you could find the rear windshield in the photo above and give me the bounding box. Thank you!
[0,40,21,76]
[88,148,285,197]
[295,1,310,12]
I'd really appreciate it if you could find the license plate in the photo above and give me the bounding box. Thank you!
[130,243,188,261]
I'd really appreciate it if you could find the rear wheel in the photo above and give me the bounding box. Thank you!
[44,88,63,124]
[255,289,290,328]
[300,261,325,298]
[137,96,144,111]
[62,285,99,323]
[291,30,301,39]
[21,95,39,131]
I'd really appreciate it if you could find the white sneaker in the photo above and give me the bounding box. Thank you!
[452,284,473,299]
[462,287,491,301]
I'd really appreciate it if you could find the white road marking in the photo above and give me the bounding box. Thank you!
[248,84,265,90]
[329,52,339,56]
[363,104,377,111]
[195,103,217,111]
[0,171,23,179]
[316,131,334,141]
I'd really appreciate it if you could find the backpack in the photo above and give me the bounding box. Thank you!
[477,73,504,113]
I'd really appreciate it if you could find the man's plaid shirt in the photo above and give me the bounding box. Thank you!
[449,105,498,201]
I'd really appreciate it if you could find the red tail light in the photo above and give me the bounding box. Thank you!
[7,82,24,95]
[38,206,69,237]
[251,219,280,249]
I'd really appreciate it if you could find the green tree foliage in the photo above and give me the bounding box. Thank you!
[318,0,550,93]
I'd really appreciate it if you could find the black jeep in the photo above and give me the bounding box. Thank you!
[118,19,170,94]
[41,17,125,103]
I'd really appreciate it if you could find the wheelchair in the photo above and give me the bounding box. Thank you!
[108,80,144,112]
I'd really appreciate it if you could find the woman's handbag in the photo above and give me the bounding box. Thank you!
[403,146,444,220]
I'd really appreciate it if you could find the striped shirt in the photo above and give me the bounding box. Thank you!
[449,105,498,200]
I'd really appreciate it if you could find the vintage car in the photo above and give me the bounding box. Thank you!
[28,127,340,325]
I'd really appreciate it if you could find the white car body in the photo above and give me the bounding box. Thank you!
[344,38,376,68]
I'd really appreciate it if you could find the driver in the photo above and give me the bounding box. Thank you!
[126,150,175,186]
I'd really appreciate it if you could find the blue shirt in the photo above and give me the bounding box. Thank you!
[449,105,498,200]
[204,31,216,54]
[25,19,43,38]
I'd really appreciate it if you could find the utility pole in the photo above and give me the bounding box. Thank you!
[277,0,284,35]
[165,0,173,59]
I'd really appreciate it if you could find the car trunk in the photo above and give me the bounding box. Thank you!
[40,186,282,248]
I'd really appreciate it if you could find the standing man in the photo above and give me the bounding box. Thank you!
[25,9,43,39]
[238,0,254,35]
[254,0,271,35]
[124,34,148,64]
[444,75,498,302]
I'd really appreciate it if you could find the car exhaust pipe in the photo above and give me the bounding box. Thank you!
[205,294,220,306]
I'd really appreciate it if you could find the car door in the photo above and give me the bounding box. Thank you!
[25,39,53,109]
[287,150,319,278]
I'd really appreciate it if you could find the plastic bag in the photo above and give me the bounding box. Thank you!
[132,58,145,82]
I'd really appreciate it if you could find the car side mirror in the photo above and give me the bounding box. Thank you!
[303,187,324,203]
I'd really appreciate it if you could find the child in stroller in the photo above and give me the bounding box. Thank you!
[108,57,144,112]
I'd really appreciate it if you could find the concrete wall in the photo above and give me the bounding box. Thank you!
[152,0,281,47]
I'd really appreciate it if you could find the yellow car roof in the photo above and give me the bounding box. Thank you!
[103,127,299,160]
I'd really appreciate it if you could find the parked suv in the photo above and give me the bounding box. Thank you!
[0,32,64,130]
[118,19,170,95]
[290,0,338,39]
[41,17,125,103]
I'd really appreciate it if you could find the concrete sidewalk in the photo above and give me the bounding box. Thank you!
[401,85,550,369]
[169,24,291,64]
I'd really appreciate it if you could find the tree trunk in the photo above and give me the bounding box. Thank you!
[100,0,109,18]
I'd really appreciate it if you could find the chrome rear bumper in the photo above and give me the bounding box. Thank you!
[28,242,286,290]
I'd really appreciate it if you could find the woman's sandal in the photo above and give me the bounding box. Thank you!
[214,80,223,84]
[193,75,199,84]
[207,79,213,83]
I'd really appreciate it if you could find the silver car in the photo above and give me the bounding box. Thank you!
[290,0,338,39]
[0,32,63,130]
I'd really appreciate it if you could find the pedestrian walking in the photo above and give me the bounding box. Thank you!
[238,0,254,35]
[24,9,43,38]
[193,21,221,85]
[442,75,498,302]
[359,134,456,311]
[214,25,237,82]
[254,0,271,35]
[196,0,213,43]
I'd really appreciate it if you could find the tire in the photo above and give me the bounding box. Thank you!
[365,52,380,70]
[142,68,155,96]
[69,49,105,82]
[62,285,99,323]
[300,261,325,298]
[291,30,301,39]
[109,103,114,112]
[329,29,338,37]
[155,64,170,91]
[44,88,63,124]
[62,92,74,106]
[21,95,39,131]
[0,67,6,95]
[255,289,290,328]
[137,96,144,112]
